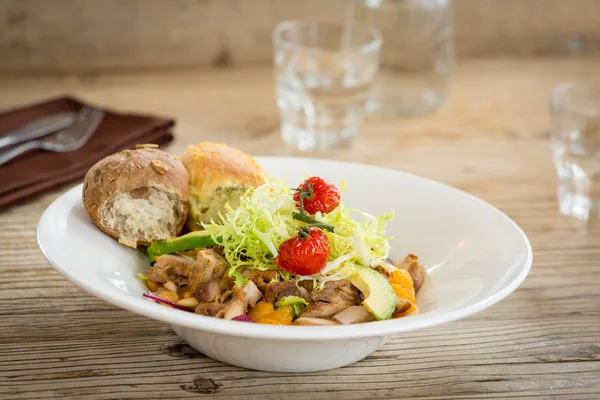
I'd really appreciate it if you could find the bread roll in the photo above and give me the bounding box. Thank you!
[182,142,266,230]
[82,145,189,248]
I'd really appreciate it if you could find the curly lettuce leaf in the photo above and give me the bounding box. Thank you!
[203,177,394,285]
[275,295,308,317]
[232,269,247,288]
[320,205,394,267]
[136,273,148,281]
[203,178,296,277]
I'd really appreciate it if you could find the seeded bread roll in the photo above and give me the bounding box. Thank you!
[182,142,266,231]
[82,144,189,248]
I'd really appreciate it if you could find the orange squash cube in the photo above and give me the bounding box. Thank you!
[248,301,276,321]
[269,305,294,325]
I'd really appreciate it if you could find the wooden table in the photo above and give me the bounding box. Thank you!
[1,58,600,400]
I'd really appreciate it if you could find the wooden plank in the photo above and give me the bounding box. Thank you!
[0,58,599,399]
[1,0,600,74]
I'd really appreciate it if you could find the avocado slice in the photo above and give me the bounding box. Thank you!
[147,230,215,264]
[350,267,397,320]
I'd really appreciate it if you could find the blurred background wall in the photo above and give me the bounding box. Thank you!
[1,0,599,75]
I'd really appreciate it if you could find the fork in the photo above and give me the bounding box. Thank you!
[0,107,105,167]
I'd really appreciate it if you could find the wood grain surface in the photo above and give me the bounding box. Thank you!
[1,0,600,74]
[1,57,600,399]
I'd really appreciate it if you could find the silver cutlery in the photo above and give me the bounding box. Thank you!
[0,111,77,150]
[0,107,105,167]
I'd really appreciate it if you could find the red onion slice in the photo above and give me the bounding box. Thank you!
[232,315,254,323]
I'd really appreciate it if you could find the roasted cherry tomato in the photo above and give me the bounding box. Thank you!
[275,228,330,276]
[294,176,341,214]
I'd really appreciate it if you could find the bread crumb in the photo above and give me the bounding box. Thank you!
[151,160,170,174]
[118,238,138,248]
[136,143,159,149]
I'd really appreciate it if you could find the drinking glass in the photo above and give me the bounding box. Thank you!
[272,19,381,151]
[353,0,454,116]
[551,81,600,220]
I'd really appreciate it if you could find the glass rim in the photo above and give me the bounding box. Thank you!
[551,80,600,118]
[272,19,382,55]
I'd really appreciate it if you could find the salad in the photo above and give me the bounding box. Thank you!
[140,175,426,325]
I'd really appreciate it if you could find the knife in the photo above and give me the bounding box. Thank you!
[0,111,77,150]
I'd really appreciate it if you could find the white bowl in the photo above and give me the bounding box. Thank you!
[37,157,532,372]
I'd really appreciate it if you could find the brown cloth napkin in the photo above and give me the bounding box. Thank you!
[0,97,174,210]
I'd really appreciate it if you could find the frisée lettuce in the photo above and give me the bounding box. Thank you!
[203,177,394,286]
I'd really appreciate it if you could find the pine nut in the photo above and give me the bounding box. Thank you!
[177,297,200,309]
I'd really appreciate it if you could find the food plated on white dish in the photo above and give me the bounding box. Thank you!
[37,142,532,372]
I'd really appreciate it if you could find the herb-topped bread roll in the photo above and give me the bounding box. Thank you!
[82,144,189,248]
[182,142,266,231]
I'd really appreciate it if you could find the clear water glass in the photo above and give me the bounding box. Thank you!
[551,81,600,220]
[272,20,381,151]
[353,0,454,116]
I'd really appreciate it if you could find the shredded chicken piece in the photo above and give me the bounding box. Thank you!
[219,289,233,303]
[194,280,220,303]
[395,297,412,314]
[195,302,226,317]
[374,261,397,279]
[217,285,248,320]
[147,265,164,283]
[333,306,376,324]
[311,280,360,305]
[148,254,194,285]
[158,254,194,275]
[242,269,280,290]
[242,280,262,308]
[396,254,427,294]
[298,280,315,292]
[265,281,311,303]
[300,301,350,318]
[188,249,228,291]
[297,280,361,318]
